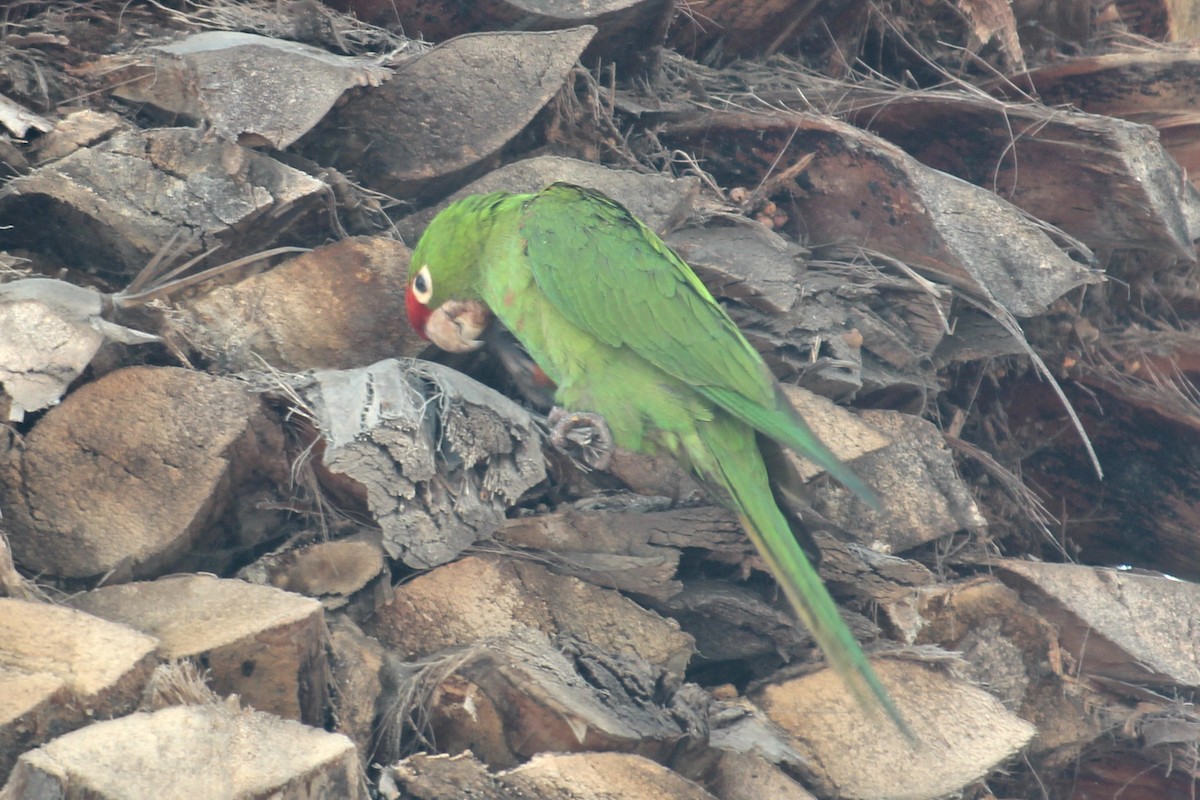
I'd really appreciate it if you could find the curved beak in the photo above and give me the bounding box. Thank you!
[424,299,492,353]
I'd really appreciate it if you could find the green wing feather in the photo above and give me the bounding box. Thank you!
[520,183,877,505]
[520,184,768,400]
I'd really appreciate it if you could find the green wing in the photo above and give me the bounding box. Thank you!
[520,183,876,503]
[520,184,772,404]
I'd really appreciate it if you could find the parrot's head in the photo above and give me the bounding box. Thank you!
[406,195,504,353]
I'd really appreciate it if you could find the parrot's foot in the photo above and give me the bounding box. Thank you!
[548,407,614,471]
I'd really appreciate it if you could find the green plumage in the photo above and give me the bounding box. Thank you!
[410,183,910,737]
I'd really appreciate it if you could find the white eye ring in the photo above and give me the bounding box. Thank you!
[412,265,433,304]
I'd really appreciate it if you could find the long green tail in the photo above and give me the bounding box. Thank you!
[695,422,914,740]
[702,384,880,509]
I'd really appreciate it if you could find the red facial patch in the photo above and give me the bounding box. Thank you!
[405,281,432,339]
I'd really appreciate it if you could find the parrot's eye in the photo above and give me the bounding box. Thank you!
[412,265,433,304]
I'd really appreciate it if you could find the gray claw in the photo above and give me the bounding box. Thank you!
[547,407,615,471]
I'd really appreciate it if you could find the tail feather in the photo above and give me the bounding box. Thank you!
[701,384,880,509]
[694,422,913,740]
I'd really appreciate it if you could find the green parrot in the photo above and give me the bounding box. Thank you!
[406,183,911,737]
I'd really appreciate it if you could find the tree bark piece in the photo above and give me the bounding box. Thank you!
[660,580,819,670]
[659,111,1097,318]
[1001,50,1200,186]
[779,387,889,485]
[0,128,327,279]
[301,28,596,202]
[504,751,715,799]
[816,532,936,605]
[0,277,158,422]
[1002,377,1200,581]
[0,598,158,782]
[757,258,948,400]
[753,660,1036,800]
[1010,0,1093,49]
[701,751,817,800]
[1117,0,1200,40]
[378,752,498,799]
[173,237,424,371]
[665,0,867,64]
[98,31,391,149]
[0,534,37,600]
[327,616,389,764]
[814,406,987,553]
[0,92,52,139]
[915,576,1101,756]
[1071,325,1200,432]
[665,217,944,402]
[0,366,288,581]
[30,109,127,165]
[381,750,716,800]
[367,555,694,679]
[69,574,329,725]
[330,0,672,72]
[298,359,546,569]
[495,498,708,601]
[957,0,1025,69]
[842,90,1200,261]
[0,703,362,800]
[666,218,804,316]
[421,628,692,766]
[854,92,1200,262]
[996,560,1200,687]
